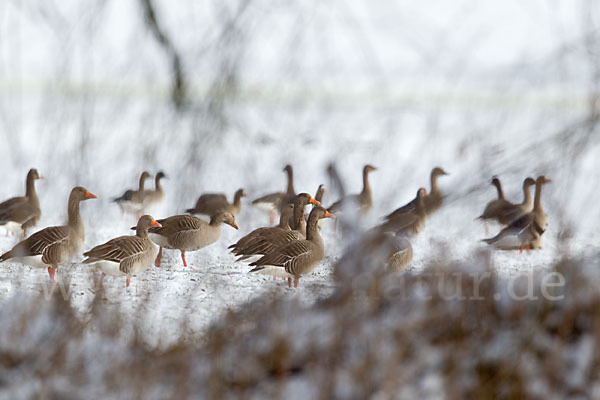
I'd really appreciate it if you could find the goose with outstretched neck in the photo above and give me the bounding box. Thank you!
[147,211,238,268]
[385,167,448,219]
[252,164,295,224]
[143,171,167,211]
[187,188,246,217]
[249,205,334,288]
[84,215,161,288]
[379,188,427,237]
[483,176,551,252]
[493,177,535,225]
[0,168,43,237]
[113,171,151,218]
[476,177,511,233]
[232,194,319,261]
[328,165,376,216]
[0,186,97,281]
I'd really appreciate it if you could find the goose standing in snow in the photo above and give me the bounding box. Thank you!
[143,171,167,212]
[113,171,151,219]
[385,166,448,219]
[187,188,246,217]
[0,187,97,281]
[83,215,161,288]
[252,164,295,224]
[147,212,238,268]
[249,205,334,288]
[0,168,43,237]
[483,176,551,252]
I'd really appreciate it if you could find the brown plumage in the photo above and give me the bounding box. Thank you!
[328,165,376,215]
[483,176,551,251]
[488,177,535,225]
[385,167,448,219]
[83,215,161,287]
[0,186,97,281]
[229,203,296,260]
[252,164,296,223]
[143,171,167,211]
[113,171,151,218]
[0,168,43,236]
[147,212,238,268]
[379,188,427,237]
[249,205,334,288]
[232,194,318,261]
[187,188,246,216]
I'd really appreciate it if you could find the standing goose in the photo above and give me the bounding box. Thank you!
[143,171,167,211]
[379,188,427,237]
[113,171,151,218]
[385,167,448,219]
[491,177,536,225]
[83,215,161,288]
[249,205,334,288]
[252,164,295,224]
[0,187,97,281]
[476,177,511,233]
[328,165,377,216]
[0,168,43,237]
[147,212,238,268]
[483,176,551,251]
[228,203,295,260]
[186,188,246,217]
[233,194,318,261]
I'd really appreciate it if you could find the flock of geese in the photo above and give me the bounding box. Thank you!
[0,166,551,289]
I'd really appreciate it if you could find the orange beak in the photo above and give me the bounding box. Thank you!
[231,221,239,230]
[309,197,320,205]
[85,191,98,199]
[150,219,162,227]
[39,174,45,179]
[324,210,334,218]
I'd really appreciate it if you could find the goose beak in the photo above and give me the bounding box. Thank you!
[39,174,45,179]
[150,219,162,227]
[85,191,98,199]
[324,210,335,218]
[309,197,320,205]
[231,221,239,230]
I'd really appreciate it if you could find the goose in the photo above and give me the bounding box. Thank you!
[0,168,43,237]
[228,203,295,261]
[328,165,376,216]
[476,177,511,233]
[232,194,318,261]
[83,215,160,288]
[379,188,427,237]
[147,212,238,268]
[186,188,246,217]
[249,205,334,288]
[143,171,167,211]
[384,167,448,219]
[113,171,151,218]
[252,164,295,224]
[482,176,551,251]
[492,177,535,225]
[0,187,97,281]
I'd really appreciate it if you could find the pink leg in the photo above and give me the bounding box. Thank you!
[181,251,187,267]
[287,278,292,288]
[96,272,105,288]
[126,277,131,287]
[47,267,56,282]
[294,277,299,288]
[269,210,276,224]
[155,247,162,267]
